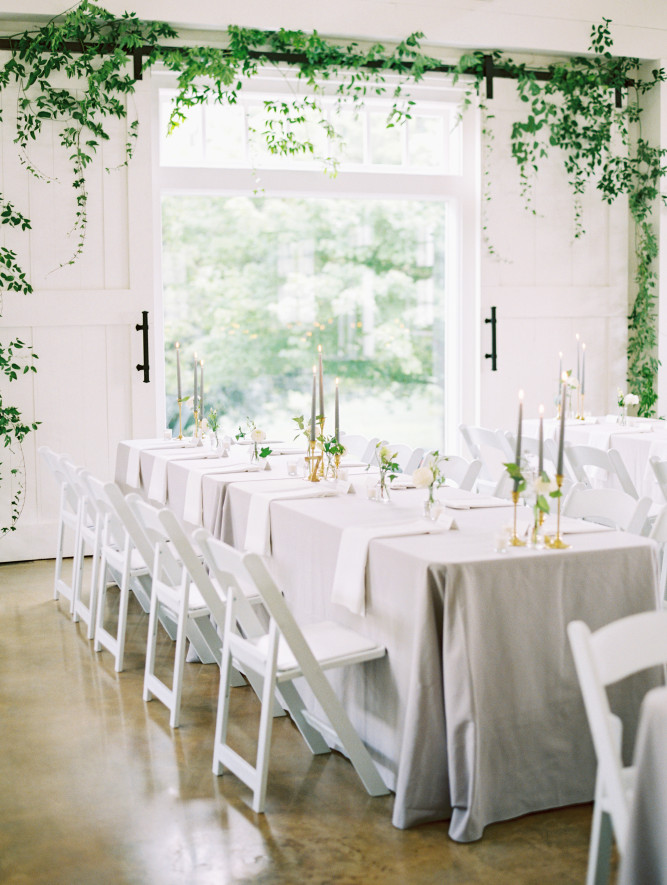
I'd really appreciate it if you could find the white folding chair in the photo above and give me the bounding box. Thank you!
[385,443,419,474]
[459,424,515,496]
[562,484,651,535]
[338,434,369,459]
[421,453,482,491]
[565,444,638,499]
[59,459,102,639]
[649,455,667,503]
[648,504,667,608]
[83,475,155,672]
[128,497,223,728]
[194,530,389,812]
[39,446,79,612]
[404,447,425,474]
[568,611,667,885]
[360,437,381,464]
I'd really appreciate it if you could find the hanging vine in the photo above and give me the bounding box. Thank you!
[0,2,665,535]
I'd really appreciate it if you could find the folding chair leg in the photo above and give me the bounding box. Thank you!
[168,603,190,728]
[212,643,234,777]
[586,802,613,885]
[186,614,222,665]
[143,593,161,703]
[300,668,388,797]
[252,651,280,813]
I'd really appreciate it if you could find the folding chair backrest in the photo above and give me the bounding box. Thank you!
[193,528,268,639]
[459,424,514,482]
[404,447,425,474]
[360,437,381,464]
[81,474,131,556]
[562,485,650,535]
[126,494,183,589]
[385,443,415,474]
[649,455,667,504]
[565,444,638,498]
[339,434,369,459]
[421,452,482,491]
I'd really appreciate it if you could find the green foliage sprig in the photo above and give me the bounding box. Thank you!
[454,21,666,416]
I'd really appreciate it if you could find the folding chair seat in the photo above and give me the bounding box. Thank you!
[562,484,651,535]
[127,497,224,727]
[39,446,80,613]
[195,529,389,812]
[420,452,482,491]
[568,611,667,885]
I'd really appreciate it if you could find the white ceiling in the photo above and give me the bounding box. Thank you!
[1,0,666,58]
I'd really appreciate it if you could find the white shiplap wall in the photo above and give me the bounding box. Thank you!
[0,70,159,561]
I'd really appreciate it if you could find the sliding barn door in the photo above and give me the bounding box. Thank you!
[0,72,161,562]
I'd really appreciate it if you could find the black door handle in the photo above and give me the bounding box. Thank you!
[484,306,497,371]
[136,310,150,383]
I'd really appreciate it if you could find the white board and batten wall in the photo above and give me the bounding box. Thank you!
[0,4,664,561]
[0,71,161,562]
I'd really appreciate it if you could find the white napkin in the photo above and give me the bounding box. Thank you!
[125,440,194,487]
[183,464,262,525]
[331,520,452,616]
[244,484,341,554]
[147,450,219,504]
[445,496,514,510]
[543,515,615,534]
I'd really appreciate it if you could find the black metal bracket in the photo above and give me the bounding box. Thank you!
[483,54,494,100]
[136,310,150,383]
[484,306,497,371]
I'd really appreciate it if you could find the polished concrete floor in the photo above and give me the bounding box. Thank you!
[0,558,611,884]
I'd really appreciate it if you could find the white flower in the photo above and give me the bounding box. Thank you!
[250,428,266,443]
[533,476,557,495]
[567,376,579,390]
[624,393,640,406]
[412,466,434,489]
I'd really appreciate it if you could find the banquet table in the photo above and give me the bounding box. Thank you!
[618,686,667,885]
[218,475,662,841]
[521,416,667,501]
[114,439,663,842]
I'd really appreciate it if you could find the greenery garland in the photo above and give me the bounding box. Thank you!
[0,2,665,534]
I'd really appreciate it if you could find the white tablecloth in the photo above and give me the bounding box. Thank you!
[618,686,667,885]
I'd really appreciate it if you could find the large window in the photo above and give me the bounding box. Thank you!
[159,74,473,449]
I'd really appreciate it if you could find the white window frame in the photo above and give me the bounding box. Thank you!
[151,67,480,451]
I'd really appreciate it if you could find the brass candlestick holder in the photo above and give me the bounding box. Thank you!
[334,452,341,479]
[545,474,569,549]
[193,408,199,440]
[578,393,585,420]
[177,400,183,440]
[306,439,321,482]
[317,417,326,477]
[509,488,526,546]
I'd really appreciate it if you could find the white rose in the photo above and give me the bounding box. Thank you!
[379,445,390,461]
[250,428,266,443]
[624,393,640,406]
[533,476,557,495]
[412,466,434,489]
[567,376,579,390]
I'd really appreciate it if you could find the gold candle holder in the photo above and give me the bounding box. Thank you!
[579,393,585,420]
[193,408,199,439]
[177,400,183,440]
[545,474,569,549]
[318,417,326,477]
[306,439,320,482]
[509,489,526,546]
[334,452,341,479]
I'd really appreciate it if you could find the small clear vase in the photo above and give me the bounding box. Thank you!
[377,476,391,503]
[250,442,259,463]
[423,486,437,519]
[618,405,627,425]
[528,506,545,549]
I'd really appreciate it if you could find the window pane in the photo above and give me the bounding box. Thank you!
[162,196,447,449]
[369,112,403,165]
[408,115,445,168]
[159,92,204,166]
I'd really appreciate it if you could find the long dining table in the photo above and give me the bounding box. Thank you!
[115,438,663,842]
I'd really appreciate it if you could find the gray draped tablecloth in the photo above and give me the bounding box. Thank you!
[618,686,667,885]
[113,440,662,841]
[225,483,661,840]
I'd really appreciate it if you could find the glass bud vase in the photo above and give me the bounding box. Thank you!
[423,486,436,519]
[377,476,391,503]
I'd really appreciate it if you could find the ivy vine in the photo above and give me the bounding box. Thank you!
[0,2,665,536]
